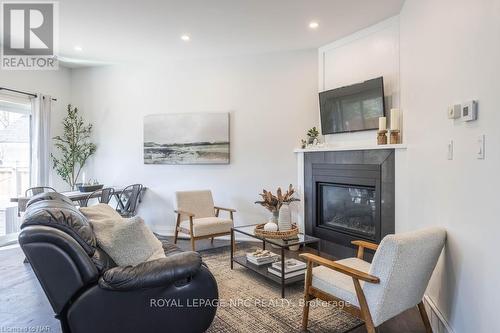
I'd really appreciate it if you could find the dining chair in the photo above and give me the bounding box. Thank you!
[174,190,236,251]
[300,227,446,333]
[79,188,115,207]
[20,187,58,216]
[25,186,57,197]
[116,184,143,217]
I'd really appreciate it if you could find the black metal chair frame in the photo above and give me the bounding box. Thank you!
[25,186,57,197]
[116,184,143,217]
[79,188,115,208]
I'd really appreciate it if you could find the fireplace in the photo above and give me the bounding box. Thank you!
[318,182,377,241]
[304,149,395,258]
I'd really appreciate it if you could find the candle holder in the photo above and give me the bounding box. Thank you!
[377,130,388,145]
[390,129,400,144]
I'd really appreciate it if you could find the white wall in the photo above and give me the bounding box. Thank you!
[318,3,500,331]
[70,50,318,233]
[0,68,73,189]
[400,0,500,332]
[319,16,400,146]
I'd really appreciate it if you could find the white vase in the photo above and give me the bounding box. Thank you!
[278,204,292,231]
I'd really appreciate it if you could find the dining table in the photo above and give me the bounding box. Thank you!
[10,186,147,214]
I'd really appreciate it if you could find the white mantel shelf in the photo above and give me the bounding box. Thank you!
[293,144,407,153]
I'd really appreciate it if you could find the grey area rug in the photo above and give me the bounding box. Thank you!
[201,244,362,333]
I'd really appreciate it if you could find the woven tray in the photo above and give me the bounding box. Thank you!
[254,223,299,239]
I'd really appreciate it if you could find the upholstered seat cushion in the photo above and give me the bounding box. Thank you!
[311,257,371,307]
[179,217,233,237]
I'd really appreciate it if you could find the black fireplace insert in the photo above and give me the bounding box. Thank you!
[317,182,377,240]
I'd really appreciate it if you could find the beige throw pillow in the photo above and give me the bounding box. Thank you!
[79,203,122,221]
[79,204,166,266]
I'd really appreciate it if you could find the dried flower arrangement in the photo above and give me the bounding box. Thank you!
[255,184,300,213]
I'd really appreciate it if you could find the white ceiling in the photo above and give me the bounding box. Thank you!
[58,0,405,66]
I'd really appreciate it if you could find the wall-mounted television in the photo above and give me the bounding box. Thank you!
[319,77,385,134]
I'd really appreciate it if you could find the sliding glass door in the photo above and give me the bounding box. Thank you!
[0,99,31,242]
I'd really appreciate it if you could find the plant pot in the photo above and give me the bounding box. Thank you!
[78,184,104,193]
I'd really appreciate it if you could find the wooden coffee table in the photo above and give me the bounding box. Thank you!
[230,224,320,298]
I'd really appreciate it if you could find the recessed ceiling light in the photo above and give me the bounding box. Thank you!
[74,45,83,51]
[309,21,319,29]
[180,34,191,41]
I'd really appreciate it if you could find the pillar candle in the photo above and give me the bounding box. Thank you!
[378,117,387,131]
[390,108,400,130]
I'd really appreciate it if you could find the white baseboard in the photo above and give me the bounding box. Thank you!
[423,295,455,333]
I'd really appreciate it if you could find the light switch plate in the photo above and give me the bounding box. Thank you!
[477,134,485,159]
[448,104,461,119]
[447,140,453,160]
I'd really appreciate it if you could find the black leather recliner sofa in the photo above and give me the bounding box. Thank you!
[19,192,218,333]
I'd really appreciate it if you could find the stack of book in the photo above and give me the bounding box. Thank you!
[267,258,306,279]
[246,249,280,266]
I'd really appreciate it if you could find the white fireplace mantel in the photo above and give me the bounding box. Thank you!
[294,143,407,154]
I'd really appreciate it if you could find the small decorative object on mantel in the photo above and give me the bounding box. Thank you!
[377,116,387,145]
[255,185,300,225]
[377,130,388,145]
[390,130,400,144]
[306,127,320,145]
[389,108,401,144]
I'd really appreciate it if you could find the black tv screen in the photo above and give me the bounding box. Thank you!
[319,77,385,134]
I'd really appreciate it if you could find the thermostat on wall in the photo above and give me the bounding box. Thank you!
[461,100,478,121]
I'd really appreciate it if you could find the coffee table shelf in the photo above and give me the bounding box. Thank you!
[231,224,320,298]
[232,255,306,285]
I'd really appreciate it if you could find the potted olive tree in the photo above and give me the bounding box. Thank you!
[51,104,97,190]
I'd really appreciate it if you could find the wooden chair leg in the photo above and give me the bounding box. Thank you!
[173,214,181,244]
[301,261,313,332]
[353,278,376,333]
[189,216,195,251]
[417,301,433,333]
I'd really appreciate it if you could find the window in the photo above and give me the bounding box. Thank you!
[0,99,31,240]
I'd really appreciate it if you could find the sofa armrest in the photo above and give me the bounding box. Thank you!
[98,252,202,291]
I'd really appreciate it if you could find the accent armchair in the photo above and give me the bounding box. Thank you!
[300,227,446,333]
[174,190,236,251]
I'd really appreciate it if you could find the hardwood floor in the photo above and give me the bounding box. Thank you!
[0,238,428,333]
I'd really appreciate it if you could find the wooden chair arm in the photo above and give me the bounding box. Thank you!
[351,240,379,259]
[299,253,380,284]
[214,206,236,212]
[174,209,195,217]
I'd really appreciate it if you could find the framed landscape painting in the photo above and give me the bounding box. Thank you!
[144,113,230,164]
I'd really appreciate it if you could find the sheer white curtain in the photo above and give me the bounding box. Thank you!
[30,95,52,186]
